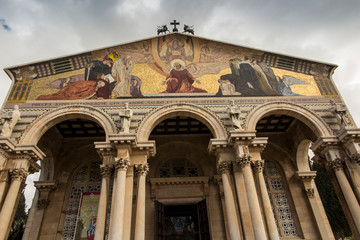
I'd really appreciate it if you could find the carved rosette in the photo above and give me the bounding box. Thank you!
[100,164,112,177]
[306,188,315,198]
[135,163,149,176]
[9,168,28,181]
[115,157,130,171]
[235,154,252,169]
[327,158,344,171]
[217,162,232,174]
[252,160,264,173]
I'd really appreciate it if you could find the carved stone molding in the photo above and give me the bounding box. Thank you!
[100,164,113,177]
[9,168,28,181]
[327,158,344,171]
[306,188,315,198]
[235,154,252,168]
[135,163,149,176]
[114,157,130,171]
[217,161,232,174]
[252,160,264,173]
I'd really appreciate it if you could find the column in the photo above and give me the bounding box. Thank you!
[0,168,28,240]
[214,176,231,240]
[328,157,360,233]
[95,164,112,240]
[236,154,267,239]
[253,160,280,240]
[134,163,149,240]
[296,171,335,239]
[110,157,130,240]
[123,165,134,240]
[218,162,242,240]
[0,149,10,208]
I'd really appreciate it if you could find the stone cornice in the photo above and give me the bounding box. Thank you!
[208,138,228,154]
[149,176,209,186]
[109,133,137,147]
[34,180,57,191]
[337,127,360,144]
[296,171,317,179]
[311,136,339,154]
[228,130,257,144]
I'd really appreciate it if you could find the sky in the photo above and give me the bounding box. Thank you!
[1,0,360,209]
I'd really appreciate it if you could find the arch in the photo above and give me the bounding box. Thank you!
[19,105,117,145]
[245,101,333,137]
[136,103,227,141]
[296,139,312,172]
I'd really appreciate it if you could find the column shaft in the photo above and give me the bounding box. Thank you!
[255,163,279,240]
[134,164,149,240]
[123,166,134,240]
[219,162,242,240]
[95,165,111,240]
[110,158,130,240]
[0,169,27,240]
[240,159,267,240]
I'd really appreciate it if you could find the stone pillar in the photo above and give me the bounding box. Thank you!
[0,138,15,208]
[328,157,360,233]
[134,163,149,240]
[94,164,112,240]
[296,171,335,239]
[0,168,28,240]
[218,161,242,240]
[213,175,231,240]
[253,160,280,240]
[110,157,130,240]
[123,165,134,240]
[234,146,267,240]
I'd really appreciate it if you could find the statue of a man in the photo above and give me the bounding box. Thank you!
[118,103,133,133]
[1,105,21,138]
[227,100,242,130]
[329,100,350,127]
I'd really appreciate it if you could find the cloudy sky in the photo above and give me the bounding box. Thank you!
[1,0,360,208]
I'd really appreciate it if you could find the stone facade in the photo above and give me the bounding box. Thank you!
[0,33,359,240]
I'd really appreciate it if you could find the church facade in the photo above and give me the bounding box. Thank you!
[0,33,359,240]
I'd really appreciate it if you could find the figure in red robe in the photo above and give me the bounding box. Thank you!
[162,59,207,93]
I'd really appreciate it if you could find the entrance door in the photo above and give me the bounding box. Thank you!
[154,199,211,240]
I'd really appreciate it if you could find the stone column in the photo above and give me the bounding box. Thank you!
[0,139,15,208]
[0,168,28,240]
[134,163,149,240]
[235,151,267,240]
[253,160,280,240]
[214,175,231,240]
[328,157,360,233]
[94,164,112,240]
[110,157,130,240]
[218,162,242,240]
[296,171,335,239]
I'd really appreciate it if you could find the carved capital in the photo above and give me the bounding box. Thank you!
[235,154,252,168]
[327,158,344,171]
[252,160,264,173]
[351,153,360,165]
[217,161,232,174]
[9,168,28,181]
[135,163,149,176]
[114,157,130,171]
[37,199,50,209]
[100,164,112,177]
[306,188,315,198]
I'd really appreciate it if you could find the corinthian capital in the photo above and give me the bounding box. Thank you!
[217,161,232,174]
[327,158,344,171]
[9,168,28,181]
[235,154,252,168]
[135,163,149,176]
[351,153,360,165]
[114,157,130,171]
[100,164,113,177]
[252,160,265,173]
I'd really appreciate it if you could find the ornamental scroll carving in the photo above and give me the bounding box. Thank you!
[252,160,264,173]
[9,168,28,181]
[135,163,149,176]
[327,158,344,171]
[217,161,232,174]
[100,164,112,177]
[236,154,252,168]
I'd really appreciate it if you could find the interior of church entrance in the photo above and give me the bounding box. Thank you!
[148,116,216,240]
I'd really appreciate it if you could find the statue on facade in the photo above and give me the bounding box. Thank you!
[329,99,351,127]
[118,103,133,133]
[227,100,242,130]
[0,105,21,138]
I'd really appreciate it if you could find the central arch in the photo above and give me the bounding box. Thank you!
[136,103,227,142]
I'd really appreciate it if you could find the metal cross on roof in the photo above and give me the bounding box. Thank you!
[170,20,180,32]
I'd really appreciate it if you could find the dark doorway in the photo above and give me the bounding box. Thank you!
[155,200,211,240]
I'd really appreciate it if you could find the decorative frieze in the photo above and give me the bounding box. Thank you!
[114,157,130,171]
